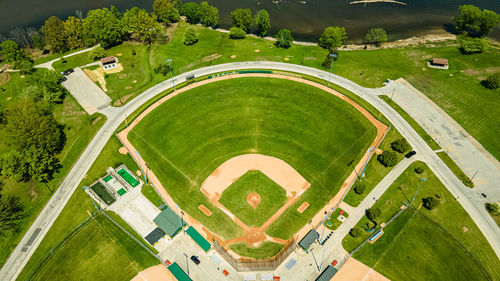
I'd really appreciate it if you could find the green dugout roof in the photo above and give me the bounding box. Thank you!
[153,208,185,237]
[168,262,192,281]
[186,226,211,252]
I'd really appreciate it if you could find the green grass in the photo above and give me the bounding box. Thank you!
[325,208,349,230]
[219,171,287,227]
[141,184,164,208]
[343,161,500,280]
[27,214,158,281]
[380,95,440,150]
[437,151,475,188]
[129,77,376,240]
[343,127,408,207]
[229,242,284,259]
[53,54,93,73]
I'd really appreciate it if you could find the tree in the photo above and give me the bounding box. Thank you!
[183,27,198,45]
[349,227,361,238]
[414,166,425,174]
[318,26,347,51]
[485,203,499,215]
[483,73,500,90]
[154,63,170,76]
[391,138,411,153]
[353,182,365,195]
[0,40,24,64]
[365,28,387,46]
[175,0,183,11]
[153,0,180,24]
[366,207,381,221]
[275,29,293,49]
[181,2,201,24]
[321,50,338,69]
[199,2,219,28]
[64,16,84,49]
[458,35,488,54]
[0,185,25,238]
[83,8,126,48]
[27,69,66,103]
[229,27,246,39]
[479,10,500,37]
[254,10,270,36]
[422,197,439,210]
[230,8,252,32]
[377,151,397,167]
[123,7,162,44]
[454,5,482,33]
[89,46,106,60]
[40,16,67,52]
[16,59,34,75]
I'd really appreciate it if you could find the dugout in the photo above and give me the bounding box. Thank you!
[315,265,338,281]
[186,226,211,252]
[153,208,185,238]
[299,229,319,251]
[168,262,192,281]
[145,227,166,245]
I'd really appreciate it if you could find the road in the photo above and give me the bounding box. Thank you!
[1,61,499,281]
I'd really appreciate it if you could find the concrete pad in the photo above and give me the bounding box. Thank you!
[62,67,111,115]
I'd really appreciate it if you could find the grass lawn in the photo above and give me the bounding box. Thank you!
[129,77,376,240]
[229,242,284,259]
[343,161,500,280]
[380,95,440,150]
[219,171,287,227]
[343,127,408,207]
[141,184,165,208]
[325,208,349,230]
[437,151,474,188]
[27,214,158,281]
[17,136,142,280]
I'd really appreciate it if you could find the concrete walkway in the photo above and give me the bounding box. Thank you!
[34,46,97,70]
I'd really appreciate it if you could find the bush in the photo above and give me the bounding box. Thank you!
[154,63,170,76]
[377,151,397,167]
[349,227,362,238]
[422,196,439,210]
[89,46,106,60]
[461,176,474,188]
[391,138,411,153]
[414,166,425,174]
[275,29,293,49]
[321,50,339,69]
[366,207,381,221]
[229,27,246,39]
[353,182,365,195]
[485,203,500,215]
[183,27,198,45]
[15,59,34,75]
[458,35,488,54]
[483,73,500,90]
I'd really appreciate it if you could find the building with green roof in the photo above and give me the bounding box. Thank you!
[153,208,185,238]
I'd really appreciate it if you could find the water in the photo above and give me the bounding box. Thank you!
[0,0,499,42]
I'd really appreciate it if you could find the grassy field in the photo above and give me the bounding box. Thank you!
[229,242,284,259]
[129,77,376,240]
[27,214,158,281]
[437,151,475,188]
[219,171,287,227]
[325,208,349,230]
[141,184,164,208]
[343,127,408,207]
[343,162,500,280]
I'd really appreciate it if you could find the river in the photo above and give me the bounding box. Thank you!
[0,0,499,42]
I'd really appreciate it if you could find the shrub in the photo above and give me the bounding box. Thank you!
[423,196,439,210]
[132,49,136,55]
[458,35,488,54]
[349,227,362,238]
[483,73,500,90]
[365,28,388,46]
[377,151,397,167]
[460,175,474,188]
[229,27,246,39]
[414,166,425,174]
[321,50,339,69]
[275,29,293,49]
[485,203,500,215]
[366,207,381,221]
[183,27,198,45]
[391,138,411,153]
[89,46,106,60]
[353,182,365,195]
[154,63,170,76]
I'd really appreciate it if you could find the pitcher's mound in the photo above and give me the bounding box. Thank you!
[247,193,261,210]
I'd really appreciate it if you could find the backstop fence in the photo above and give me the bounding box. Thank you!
[212,238,297,272]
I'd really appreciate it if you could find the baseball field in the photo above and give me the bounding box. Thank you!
[125,75,381,257]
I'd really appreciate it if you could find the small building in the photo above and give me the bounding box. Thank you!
[101,56,118,70]
[429,58,449,69]
[153,207,185,238]
[298,229,319,251]
[315,265,338,281]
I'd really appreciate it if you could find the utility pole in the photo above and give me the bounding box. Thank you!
[319,211,328,244]
[411,178,427,205]
[348,160,360,180]
[134,149,148,185]
[166,58,176,90]
[328,53,337,86]
[390,88,395,101]
[319,246,328,271]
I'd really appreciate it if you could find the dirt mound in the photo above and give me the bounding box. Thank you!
[247,193,261,210]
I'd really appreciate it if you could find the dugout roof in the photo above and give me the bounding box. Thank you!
[145,227,165,245]
[168,262,192,281]
[153,208,185,237]
[315,265,338,281]
[186,226,211,252]
[299,229,319,250]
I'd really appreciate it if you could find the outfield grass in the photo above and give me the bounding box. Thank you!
[343,127,408,207]
[229,242,284,259]
[129,77,376,240]
[28,214,158,281]
[343,162,500,280]
[219,171,287,227]
[437,151,474,188]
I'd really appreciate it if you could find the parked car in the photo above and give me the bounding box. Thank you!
[62,68,74,76]
[405,151,416,158]
[191,255,200,265]
[481,193,487,199]
[57,76,67,84]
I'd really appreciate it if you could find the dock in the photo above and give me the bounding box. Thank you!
[349,0,407,5]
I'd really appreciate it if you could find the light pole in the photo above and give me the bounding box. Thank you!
[319,211,328,244]
[82,186,100,212]
[166,58,175,90]
[411,178,427,205]
[328,53,337,86]
[178,253,189,276]
[319,246,328,271]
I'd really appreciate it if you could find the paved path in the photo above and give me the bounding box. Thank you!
[2,61,499,281]
[378,78,500,200]
[34,46,97,70]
